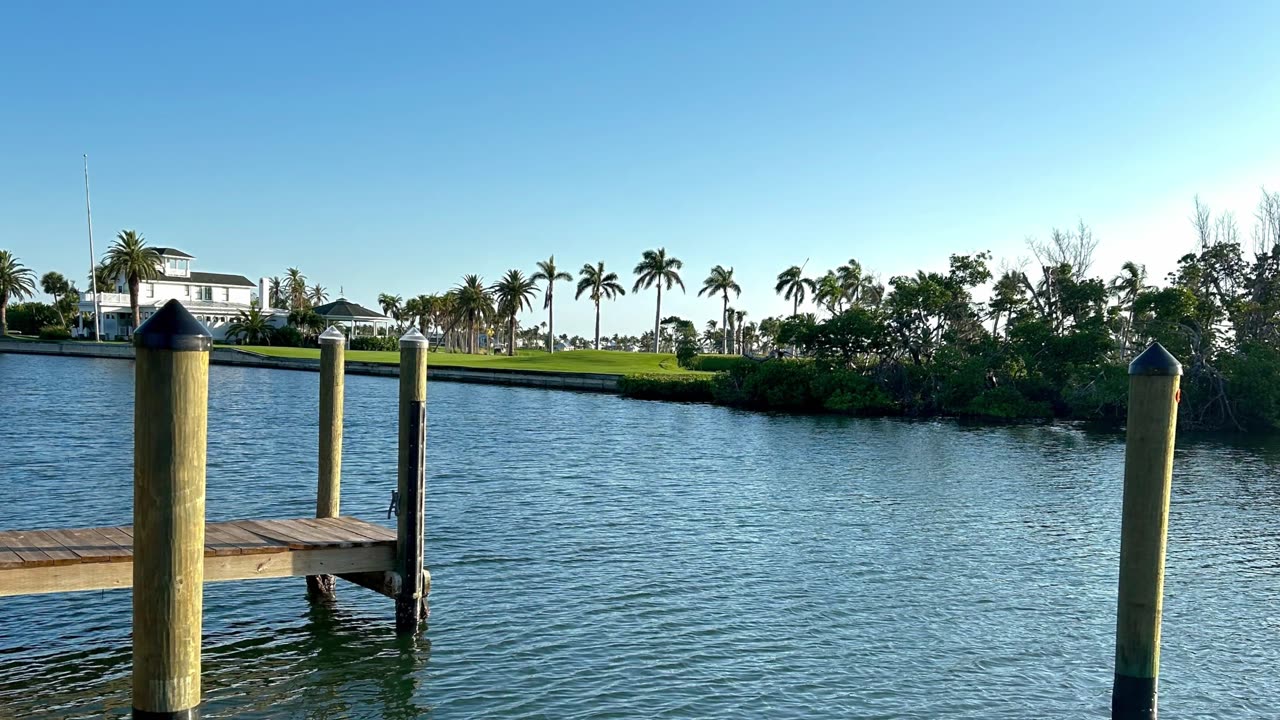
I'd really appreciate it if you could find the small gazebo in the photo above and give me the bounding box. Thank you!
[311,298,395,338]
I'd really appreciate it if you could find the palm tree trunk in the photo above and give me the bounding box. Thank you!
[594,300,601,350]
[547,290,555,353]
[1125,305,1136,357]
[129,275,141,334]
[721,295,728,354]
[509,313,517,356]
[793,296,798,317]
[0,296,7,336]
[652,285,662,353]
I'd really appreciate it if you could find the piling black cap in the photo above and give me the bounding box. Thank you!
[1128,342,1181,376]
[133,299,212,352]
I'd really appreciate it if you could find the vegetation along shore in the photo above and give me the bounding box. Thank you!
[5,191,1280,431]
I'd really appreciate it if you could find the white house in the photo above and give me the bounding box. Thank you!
[79,247,285,341]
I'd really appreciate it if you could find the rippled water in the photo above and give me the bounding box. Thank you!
[1,352,1279,718]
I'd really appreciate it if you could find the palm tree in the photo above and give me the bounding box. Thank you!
[531,255,573,353]
[576,262,626,350]
[103,230,161,333]
[698,265,741,353]
[40,271,72,326]
[285,268,308,310]
[775,265,814,317]
[1111,261,1148,356]
[632,248,685,353]
[989,270,1026,338]
[0,250,37,336]
[813,270,847,315]
[734,309,747,354]
[837,258,880,307]
[308,283,328,306]
[436,291,460,351]
[268,276,285,309]
[378,293,404,330]
[452,275,493,353]
[491,269,540,356]
[703,319,719,350]
[403,294,436,340]
[225,306,275,345]
[288,308,325,339]
[88,261,114,296]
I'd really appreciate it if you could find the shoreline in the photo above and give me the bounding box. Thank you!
[0,338,620,393]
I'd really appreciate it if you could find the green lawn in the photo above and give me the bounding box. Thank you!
[238,346,703,376]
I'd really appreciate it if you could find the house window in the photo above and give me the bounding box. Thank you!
[184,285,190,298]
[145,283,153,298]
[222,287,229,302]
[198,286,212,301]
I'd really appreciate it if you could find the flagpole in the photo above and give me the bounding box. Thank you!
[84,154,101,341]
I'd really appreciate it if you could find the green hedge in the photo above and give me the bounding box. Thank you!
[618,373,715,402]
[38,325,72,340]
[686,355,755,372]
[351,336,399,352]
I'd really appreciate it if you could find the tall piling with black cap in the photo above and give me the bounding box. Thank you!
[308,325,347,598]
[131,299,212,719]
[1112,342,1182,720]
[395,327,428,632]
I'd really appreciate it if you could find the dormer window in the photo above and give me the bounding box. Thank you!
[163,257,190,277]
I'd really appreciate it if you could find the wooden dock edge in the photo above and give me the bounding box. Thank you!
[0,545,394,598]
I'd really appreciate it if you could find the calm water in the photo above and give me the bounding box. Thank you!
[1,353,1278,719]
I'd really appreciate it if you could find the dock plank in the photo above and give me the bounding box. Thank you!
[300,518,379,544]
[292,519,368,547]
[93,527,134,561]
[202,525,247,556]
[0,531,56,567]
[234,520,311,550]
[0,516,401,597]
[324,517,397,543]
[212,523,288,555]
[50,528,119,563]
[25,531,81,566]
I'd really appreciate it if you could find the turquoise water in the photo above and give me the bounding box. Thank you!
[1,352,1278,718]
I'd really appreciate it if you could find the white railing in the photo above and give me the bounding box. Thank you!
[81,292,131,306]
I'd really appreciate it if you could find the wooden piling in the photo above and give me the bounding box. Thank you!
[1112,342,1181,720]
[396,328,428,633]
[308,326,346,598]
[131,299,212,719]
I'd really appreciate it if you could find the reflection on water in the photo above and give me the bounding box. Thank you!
[1,353,1279,718]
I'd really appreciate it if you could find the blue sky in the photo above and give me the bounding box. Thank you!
[3,2,1280,337]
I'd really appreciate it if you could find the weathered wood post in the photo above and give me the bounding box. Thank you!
[396,327,428,633]
[307,326,347,598]
[132,299,211,720]
[1112,342,1181,720]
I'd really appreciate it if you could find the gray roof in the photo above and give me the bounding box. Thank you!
[152,247,195,259]
[189,271,255,287]
[311,298,389,320]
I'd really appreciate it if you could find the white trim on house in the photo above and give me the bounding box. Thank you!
[78,248,284,341]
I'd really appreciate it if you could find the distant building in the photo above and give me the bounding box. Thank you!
[311,298,395,337]
[79,247,286,341]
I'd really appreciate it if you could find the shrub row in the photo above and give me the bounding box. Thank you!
[684,355,756,372]
[350,336,400,352]
[617,373,716,402]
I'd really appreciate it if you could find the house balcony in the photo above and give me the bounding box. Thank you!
[79,292,132,308]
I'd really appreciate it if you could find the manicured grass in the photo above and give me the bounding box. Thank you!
[239,346,704,376]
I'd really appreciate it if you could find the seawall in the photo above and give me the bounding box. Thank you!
[0,340,620,393]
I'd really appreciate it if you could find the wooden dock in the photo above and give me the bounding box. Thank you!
[0,516,396,597]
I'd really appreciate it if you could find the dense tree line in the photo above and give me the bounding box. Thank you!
[701,194,1280,431]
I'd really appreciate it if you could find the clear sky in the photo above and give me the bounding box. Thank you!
[3,2,1280,338]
